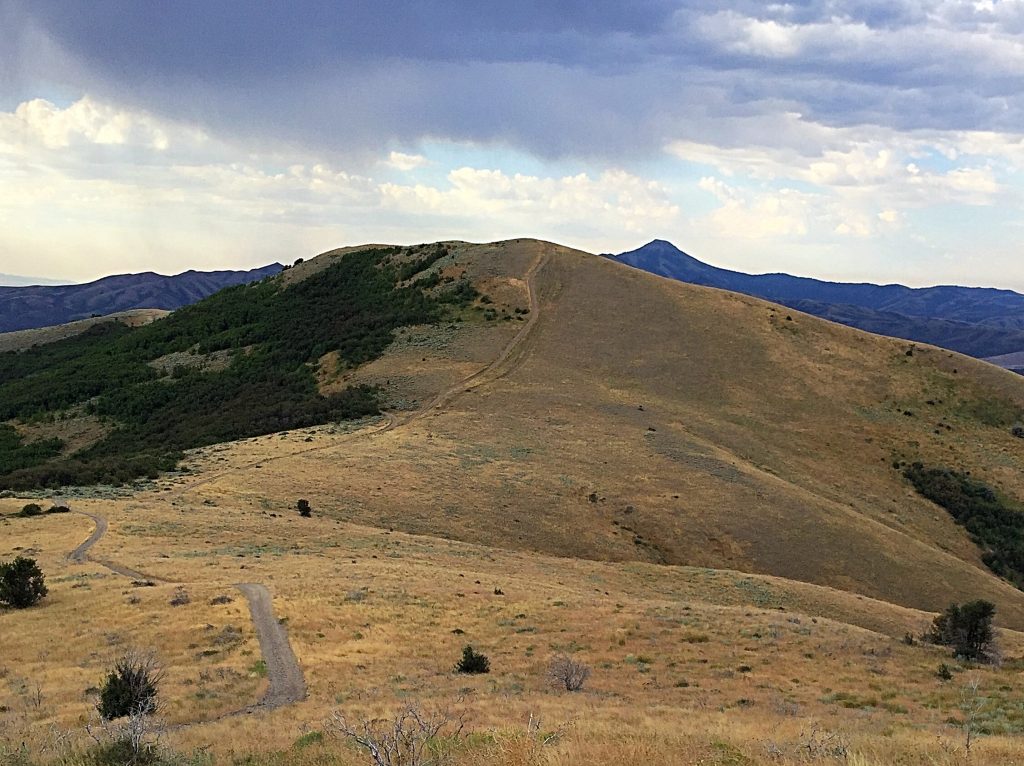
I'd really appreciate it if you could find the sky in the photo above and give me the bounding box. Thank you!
[1,2,1023,288]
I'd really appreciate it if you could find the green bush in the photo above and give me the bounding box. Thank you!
[18,502,42,517]
[454,645,490,674]
[926,601,997,663]
[297,499,312,518]
[98,651,161,720]
[0,556,47,608]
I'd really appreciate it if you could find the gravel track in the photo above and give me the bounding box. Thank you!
[67,510,106,564]
[67,509,160,581]
[64,507,306,717]
[234,583,307,710]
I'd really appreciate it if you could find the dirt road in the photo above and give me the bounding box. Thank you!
[67,509,107,563]
[234,583,307,710]
[67,508,159,581]
[64,508,306,716]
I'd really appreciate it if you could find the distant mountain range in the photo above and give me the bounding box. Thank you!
[613,240,1024,365]
[0,264,284,333]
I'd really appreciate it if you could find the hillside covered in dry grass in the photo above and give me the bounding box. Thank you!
[173,239,1024,625]
[4,239,1024,765]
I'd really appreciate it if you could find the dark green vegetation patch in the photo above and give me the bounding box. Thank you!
[0,246,476,489]
[903,463,1024,589]
[0,424,62,475]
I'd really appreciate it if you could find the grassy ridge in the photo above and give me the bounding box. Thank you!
[0,245,474,489]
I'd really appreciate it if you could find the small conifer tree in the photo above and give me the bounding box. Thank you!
[454,645,490,674]
[926,601,997,662]
[0,556,47,608]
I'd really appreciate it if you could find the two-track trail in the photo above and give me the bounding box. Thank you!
[65,507,306,717]
[402,247,549,423]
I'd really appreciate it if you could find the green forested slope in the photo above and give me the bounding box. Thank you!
[0,245,474,489]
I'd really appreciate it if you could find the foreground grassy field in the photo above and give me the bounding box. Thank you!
[3,493,1024,765]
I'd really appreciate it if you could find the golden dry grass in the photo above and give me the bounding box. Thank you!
[5,239,1024,764]
[166,240,1024,627]
[3,493,1024,764]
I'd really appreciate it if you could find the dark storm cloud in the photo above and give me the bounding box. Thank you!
[18,1,675,75]
[5,1,1024,159]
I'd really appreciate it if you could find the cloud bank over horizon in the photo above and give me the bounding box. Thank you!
[1,1,1022,287]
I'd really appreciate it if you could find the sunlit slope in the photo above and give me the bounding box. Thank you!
[174,239,1024,627]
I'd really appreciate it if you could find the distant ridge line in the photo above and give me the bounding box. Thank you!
[613,240,1024,363]
[0,263,284,334]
